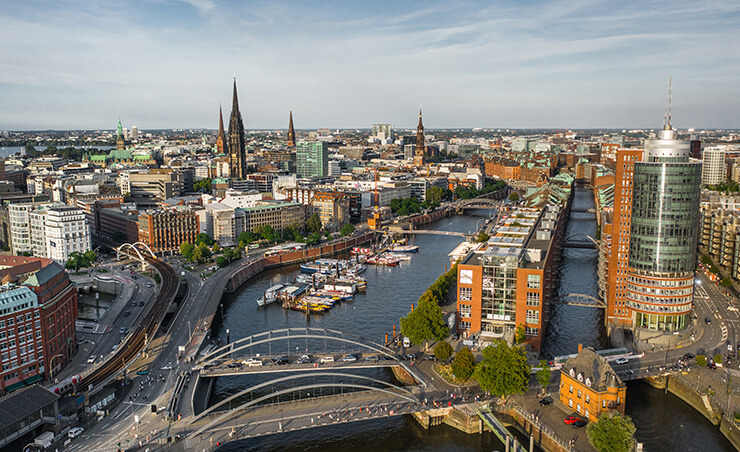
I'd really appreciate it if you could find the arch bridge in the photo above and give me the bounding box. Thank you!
[563,233,598,249]
[115,242,157,269]
[557,293,606,308]
[198,327,401,366]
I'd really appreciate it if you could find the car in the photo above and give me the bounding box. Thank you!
[705,317,712,324]
[271,356,289,365]
[683,353,695,360]
[241,358,263,367]
[123,311,131,317]
[341,354,357,362]
[538,397,553,406]
[160,363,174,370]
[571,419,588,428]
[226,362,241,369]
[614,358,629,365]
[86,355,96,364]
[130,301,137,307]
[119,327,128,335]
[708,361,717,369]
[564,415,581,425]
[68,427,85,439]
[319,356,335,363]
[296,355,311,364]
[147,282,153,287]
[424,355,438,361]
[139,301,144,307]
[363,355,380,362]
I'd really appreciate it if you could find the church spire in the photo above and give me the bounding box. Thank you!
[414,107,425,167]
[216,104,227,154]
[286,109,296,148]
[231,76,240,115]
[417,107,424,131]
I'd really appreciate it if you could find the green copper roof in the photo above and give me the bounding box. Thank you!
[108,149,132,160]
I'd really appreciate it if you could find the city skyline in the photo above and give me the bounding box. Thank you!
[2,0,739,130]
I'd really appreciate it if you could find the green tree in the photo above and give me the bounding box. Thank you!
[434,341,454,361]
[714,353,723,365]
[720,277,733,288]
[586,413,636,452]
[194,178,212,192]
[180,242,194,260]
[216,256,227,268]
[306,214,322,234]
[238,231,257,245]
[473,340,530,398]
[536,360,551,394]
[340,223,355,236]
[399,293,450,350]
[195,233,214,246]
[451,347,476,381]
[212,243,221,254]
[258,224,278,243]
[305,232,322,246]
[475,231,490,243]
[515,324,526,344]
[508,192,520,202]
[696,355,707,366]
[700,255,712,265]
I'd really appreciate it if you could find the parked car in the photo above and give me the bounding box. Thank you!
[86,355,96,364]
[564,415,581,425]
[571,419,588,428]
[123,311,131,317]
[341,354,357,362]
[139,301,144,307]
[319,356,335,363]
[119,327,128,335]
[68,427,85,439]
[614,357,629,365]
[538,397,553,406]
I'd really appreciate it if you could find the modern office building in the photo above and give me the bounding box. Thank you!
[372,124,393,140]
[625,116,702,332]
[701,146,727,186]
[296,142,329,178]
[9,203,91,263]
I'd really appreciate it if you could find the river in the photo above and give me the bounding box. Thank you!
[210,189,733,451]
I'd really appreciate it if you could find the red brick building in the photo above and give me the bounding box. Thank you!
[0,256,77,393]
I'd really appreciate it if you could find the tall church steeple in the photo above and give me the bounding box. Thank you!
[286,109,296,148]
[216,105,227,154]
[228,77,246,179]
[414,107,425,167]
[116,116,126,151]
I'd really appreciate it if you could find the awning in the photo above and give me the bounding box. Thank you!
[5,381,25,392]
[24,374,43,385]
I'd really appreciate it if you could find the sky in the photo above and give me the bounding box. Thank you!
[1,0,739,130]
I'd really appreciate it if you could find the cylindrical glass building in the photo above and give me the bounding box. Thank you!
[626,127,702,331]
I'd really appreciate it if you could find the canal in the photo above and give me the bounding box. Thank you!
[211,189,733,451]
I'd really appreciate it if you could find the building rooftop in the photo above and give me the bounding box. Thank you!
[561,347,624,392]
[0,385,58,431]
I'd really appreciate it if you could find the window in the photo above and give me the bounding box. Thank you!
[568,398,573,408]
[526,292,540,306]
[585,409,589,419]
[459,321,471,330]
[577,389,582,398]
[459,304,472,318]
[525,327,539,336]
[459,287,472,301]
[527,274,541,289]
[526,310,539,323]
[460,269,473,285]
[569,384,573,393]
[586,394,590,404]
[577,403,581,413]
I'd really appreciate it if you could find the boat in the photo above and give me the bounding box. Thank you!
[257,284,284,307]
[387,253,412,261]
[389,245,419,253]
[366,255,400,266]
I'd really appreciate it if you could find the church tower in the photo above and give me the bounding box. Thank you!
[414,108,425,167]
[228,77,246,179]
[116,117,126,151]
[286,109,296,148]
[216,105,227,154]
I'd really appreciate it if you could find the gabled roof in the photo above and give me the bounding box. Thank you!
[562,347,624,392]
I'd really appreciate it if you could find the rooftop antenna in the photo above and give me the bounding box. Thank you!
[663,77,672,130]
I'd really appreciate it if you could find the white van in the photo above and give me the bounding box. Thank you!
[320,356,334,363]
[403,336,411,348]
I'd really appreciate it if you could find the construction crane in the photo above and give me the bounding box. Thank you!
[368,166,381,230]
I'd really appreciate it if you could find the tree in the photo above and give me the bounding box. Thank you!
[474,340,530,398]
[306,214,322,234]
[700,255,712,265]
[212,243,221,254]
[196,233,214,246]
[451,347,476,381]
[399,293,450,350]
[475,231,490,243]
[720,277,733,288]
[508,192,520,202]
[536,360,551,394]
[180,242,195,260]
[340,223,355,237]
[238,231,257,245]
[515,324,526,344]
[194,178,212,193]
[258,224,278,243]
[696,355,707,367]
[586,413,636,452]
[714,353,723,365]
[434,341,454,361]
[305,232,322,246]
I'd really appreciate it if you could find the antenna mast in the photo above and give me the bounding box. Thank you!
[664,77,672,130]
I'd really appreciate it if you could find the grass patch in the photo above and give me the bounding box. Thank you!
[434,363,473,385]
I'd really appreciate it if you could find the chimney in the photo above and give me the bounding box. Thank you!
[578,343,583,353]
